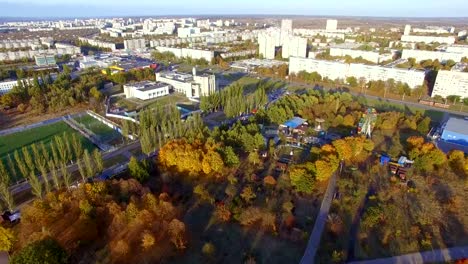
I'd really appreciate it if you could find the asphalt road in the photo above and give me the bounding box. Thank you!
[347,246,468,264]
[299,161,342,264]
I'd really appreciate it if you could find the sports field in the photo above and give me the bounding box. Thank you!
[0,121,95,162]
[73,114,123,144]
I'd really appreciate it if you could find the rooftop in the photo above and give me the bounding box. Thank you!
[159,71,194,82]
[127,81,168,91]
[282,117,307,129]
[444,117,468,135]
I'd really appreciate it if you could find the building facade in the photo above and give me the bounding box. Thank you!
[400,35,456,44]
[124,39,146,50]
[154,46,214,62]
[441,118,468,146]
[432,70,468,98]
[258,33,277,60]
[282,36,307,59]
[401,49,464,62]
[156,70,217,98]
[289,57,426,88]
[329,48,393,63]
[123,81,170,100]
[326,19,338,32]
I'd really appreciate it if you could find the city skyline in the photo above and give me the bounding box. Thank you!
[1,0,468,18]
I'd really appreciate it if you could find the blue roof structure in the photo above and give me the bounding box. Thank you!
[283,117,307,129]
[441,118,468,146]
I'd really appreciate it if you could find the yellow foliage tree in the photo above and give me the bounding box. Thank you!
[0,226,15,252]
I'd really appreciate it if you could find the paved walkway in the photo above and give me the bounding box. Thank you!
[347,246,468,264]
[300,162,342,264]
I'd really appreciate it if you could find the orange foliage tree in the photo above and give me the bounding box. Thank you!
[16,179,186,263]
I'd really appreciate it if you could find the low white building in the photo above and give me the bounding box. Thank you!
[289,57,426,88]
[329,48,393,63]
[123,81,170,100]
[400,35,456,44]
[432,70,468,98]
[401,49,464,62]
[445,45,468,57]
[154,46,214,62]
[156,68,217,98]
[0,80,20,94]
[78,37,117,51]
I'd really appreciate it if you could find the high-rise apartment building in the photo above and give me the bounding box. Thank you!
[258,34,276,59]
[326,19,338,32]
[404,24,412,35]
[282,36,307,59]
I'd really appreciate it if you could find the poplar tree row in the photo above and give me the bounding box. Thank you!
[200,82,268,118]
[137,105,205,156]
[0,132,104,209]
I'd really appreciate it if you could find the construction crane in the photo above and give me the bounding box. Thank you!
[358,108,377,138]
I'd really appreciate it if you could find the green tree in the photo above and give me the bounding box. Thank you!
[128,157,149,183]
[28,172,43,199]
[60,163,71,190]
[10,238,68,264]
[48,161,61,189]
[218,146,239,167]
[93,149,104,174]
[0,161,15,211]
[346,76,358,87]
[247,151,261,165]
[83,149,95,177]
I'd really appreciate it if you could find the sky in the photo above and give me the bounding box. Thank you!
[0,0,467,18]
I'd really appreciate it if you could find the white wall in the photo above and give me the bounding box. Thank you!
[432,71,468,98]
[289,57,426,88]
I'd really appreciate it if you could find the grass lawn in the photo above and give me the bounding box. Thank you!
[143,93,191,110]
[362,97,445,122]
[74,114,123,143]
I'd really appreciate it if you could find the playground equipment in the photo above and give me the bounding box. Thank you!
[358,108,377,138]
[315,118,325,132]
[380,154,413,181]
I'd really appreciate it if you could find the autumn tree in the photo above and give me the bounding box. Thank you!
[193,184,214,204]
[240,186,256,203]
[158,139,224,178]
[407,136,447,173]
[289,164,315,194]
[141,232,155,250]
[315,144,340,182]
[0,226,15,252]
[214,204,231,222]
[168,219,186,249]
